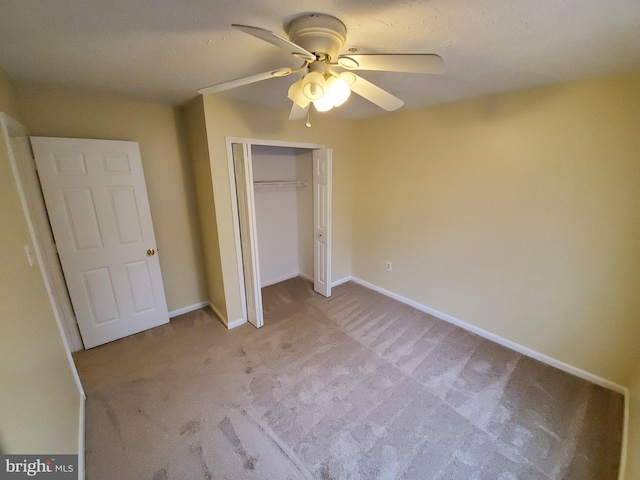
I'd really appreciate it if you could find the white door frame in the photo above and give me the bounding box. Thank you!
[0,114,84,352]
[1,113,85,386]
[225,137,332,327]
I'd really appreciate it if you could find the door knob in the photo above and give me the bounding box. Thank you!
[147,248,156,256]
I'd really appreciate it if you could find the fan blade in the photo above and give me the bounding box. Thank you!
[338,54,445,74]
[348,74,404,111]
[232,24,316,61]
[289,102,308,120]
[197,68,292,94]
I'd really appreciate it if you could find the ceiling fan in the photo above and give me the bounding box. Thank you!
[197,13,445,121]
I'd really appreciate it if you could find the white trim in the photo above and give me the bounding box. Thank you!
[332,276,353,287]
[208,301,245,330]
[168,301,209,318]
[1,113,86,397]
[3,117,84,352]
[227,317,248,329]
[619,390,630,480]
[261,272,300,288]
[77,393,85,480]
[261,272,314,287]
[225,136,325,151]
[350,276,627,395]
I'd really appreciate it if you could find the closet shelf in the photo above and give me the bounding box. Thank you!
[253,181,307,191]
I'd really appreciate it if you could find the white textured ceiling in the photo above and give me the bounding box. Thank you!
[0,0,639,119]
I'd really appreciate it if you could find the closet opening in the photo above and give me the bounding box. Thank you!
[252,145,314,288]
[226,138,332,328]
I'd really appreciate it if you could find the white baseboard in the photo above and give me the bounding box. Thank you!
[349,276,627,395]
[261,272,300,288]
[332,276,352,287]
[227,317,248,329]
[77,392,85,480]
[207,302,246,330]
[169,301,209,318]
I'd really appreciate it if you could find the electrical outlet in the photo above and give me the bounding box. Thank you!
[385,261,392,271]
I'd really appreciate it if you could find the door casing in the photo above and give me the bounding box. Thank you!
[2,117,84,352]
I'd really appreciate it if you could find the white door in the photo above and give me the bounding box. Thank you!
[232,143,264,328]
[313,148,332,297]
[31,137,169,348]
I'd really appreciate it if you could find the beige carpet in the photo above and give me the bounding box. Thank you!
[74,277,624,479]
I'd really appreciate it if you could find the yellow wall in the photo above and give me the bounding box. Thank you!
[200,95,355,324]
[352,72,640,386]
[16,83,207,313]
[0,68,20,120]
[627,363,640,479]
[0,71,80,453]
[182,97,226,319]
[9,69,632,461]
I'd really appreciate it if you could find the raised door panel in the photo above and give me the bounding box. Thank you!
[125,260,156,313]
[109,186,143,245]
[62,188,104,251]
[82,267,120,325]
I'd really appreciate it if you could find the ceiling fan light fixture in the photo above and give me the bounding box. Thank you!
[326,76,351,107]
[313,94,335,112]
[339,71,357,85]
[202,15,446,119]
[287,79,310,108]
[312,75,351,112]
[337,56,359,70]
[301,71,326,101]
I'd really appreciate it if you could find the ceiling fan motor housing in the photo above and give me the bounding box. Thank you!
[287,14,346,60]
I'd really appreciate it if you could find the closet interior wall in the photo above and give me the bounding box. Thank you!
[251,145,313,287]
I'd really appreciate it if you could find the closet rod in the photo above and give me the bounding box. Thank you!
[253,181,307,190]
